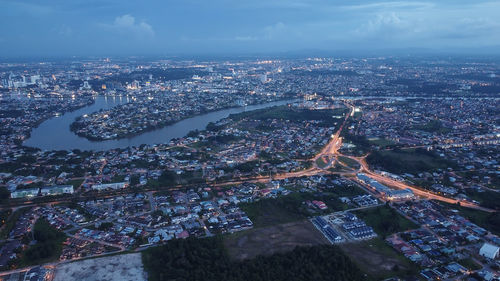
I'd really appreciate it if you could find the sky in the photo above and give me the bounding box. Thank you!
[1,0,500,57]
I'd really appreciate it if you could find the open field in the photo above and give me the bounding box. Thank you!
[337,156,360,169]
[239,196,308,227]
[340,238,418,280]
[224,220,329,260]
[441,202,500,236]
[354,205,418,238]
[54,253,146,281]
[367,148,456,174]
[315,157,328,168]
[240,189,362,227]
[464,189,500,210]
[368,138,395,148]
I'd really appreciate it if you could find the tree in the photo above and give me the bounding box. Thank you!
[0,187,10,203]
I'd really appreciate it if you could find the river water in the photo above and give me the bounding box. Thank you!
[24,96,295,151]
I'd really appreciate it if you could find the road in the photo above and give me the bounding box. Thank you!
[0,101,496,278]
[0,103,494,214]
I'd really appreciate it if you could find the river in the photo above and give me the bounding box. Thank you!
[23,96,295,151]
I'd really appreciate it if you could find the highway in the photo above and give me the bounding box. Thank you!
[0,101,496,278]
[0,103,495,214]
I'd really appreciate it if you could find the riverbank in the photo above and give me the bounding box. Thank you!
[23,97,297,151]
[69,97,295,142]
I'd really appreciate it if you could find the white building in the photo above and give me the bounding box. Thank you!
[385,189,415,200]
[479,243,499,259]
[92,182,128,191]
[40,185,74,196]
[10,188,39,198]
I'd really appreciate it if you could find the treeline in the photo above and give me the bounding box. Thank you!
[367,148,456,174]
[413,120,451,134]
[0,109,24,118]
[355,205,417,238]
[228,105,346,127]
[142,236,366,281]
[465,189,500,211]
[291,70,360,77]
[22,218,66,265]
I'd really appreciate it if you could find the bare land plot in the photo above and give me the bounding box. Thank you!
[340,238,418,280]
[54,253,146,281]
[224,220,329,261]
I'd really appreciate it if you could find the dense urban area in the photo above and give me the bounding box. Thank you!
[0,56,499,281]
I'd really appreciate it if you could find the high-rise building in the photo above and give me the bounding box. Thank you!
[259,74,267,83]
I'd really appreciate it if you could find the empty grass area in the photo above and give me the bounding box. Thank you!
[65,179,84,188]
[315,157,328,168]
[340,238,419,280]
[239,195,309,228]
[239,189,364,227]
[441,202,500,236]
[224,220,328,261]
[354,205,418,238]
[464,189,500,211]
[367,148,456,174]
[337,156,360,169]
[368,138,396,148]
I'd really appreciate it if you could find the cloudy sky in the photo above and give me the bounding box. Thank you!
[1,0,499,57]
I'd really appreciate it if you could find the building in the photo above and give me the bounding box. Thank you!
[91,182,128,191]
[40,185,74,196]
[312,200,328,210]
[10,188,39,198]
[386,189,414,200]
[82,80,91,90]
[479,243,499,259]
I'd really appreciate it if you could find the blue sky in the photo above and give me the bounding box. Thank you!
[1,0,499,57]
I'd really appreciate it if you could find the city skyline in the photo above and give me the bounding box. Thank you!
[1,0,500,57]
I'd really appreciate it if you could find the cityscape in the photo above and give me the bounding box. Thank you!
[0,1,500,281]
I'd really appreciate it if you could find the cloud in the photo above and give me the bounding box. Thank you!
[355,12,412,39]
[234,36,258,41]
[103,14,155,38]
[57,24,73,36]
[341,1,435,11]
[264,22,286,39]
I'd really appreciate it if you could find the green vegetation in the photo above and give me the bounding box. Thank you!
[458,258,482,271]
[354,205,418,238]
[0,186,10,203]
[97,222,114,231]
[465,189,500,210]
[337,156,360,169]
[239,195,308,227]
[21,219,66,266]
[229,105,347,128]
[146,169,204,188]
[414,120,451,134]
[340,133,372,156]
[367,148,456,174]
[442,202,500,236]
[0,209,12,228]
[0,207,30,239]
[315,157,328,168]
[142,236,366,281]
[65,179,84,188]
[368,138,396,148]
[240,186,365,228]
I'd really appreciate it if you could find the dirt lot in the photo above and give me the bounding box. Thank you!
[54,253,146,281]
[340,238,417,279]
[224,219,329,260]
